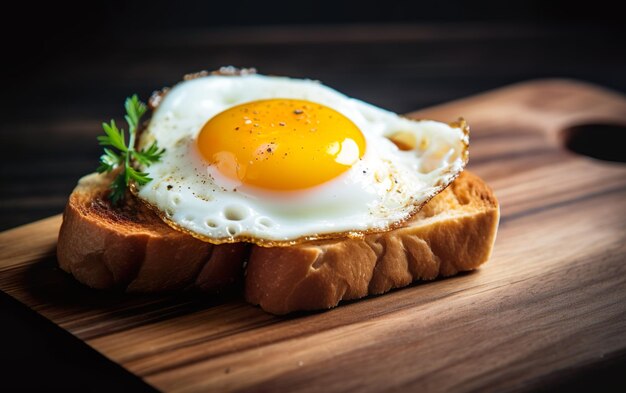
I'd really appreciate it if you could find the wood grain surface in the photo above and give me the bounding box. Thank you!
[1,79,625,392]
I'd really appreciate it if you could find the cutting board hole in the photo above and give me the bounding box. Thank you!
[562,123,626,163]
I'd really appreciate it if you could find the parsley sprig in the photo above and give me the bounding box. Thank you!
[97,95,165,204]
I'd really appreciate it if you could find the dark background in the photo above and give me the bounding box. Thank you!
[2,0,626,230]
[1,1,625,391]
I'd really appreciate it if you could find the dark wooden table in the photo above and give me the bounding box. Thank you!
[1,23,625,391]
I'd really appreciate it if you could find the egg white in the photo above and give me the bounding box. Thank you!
[136,73,468,245]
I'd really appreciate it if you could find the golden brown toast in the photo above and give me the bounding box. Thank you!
[57,171,498,314]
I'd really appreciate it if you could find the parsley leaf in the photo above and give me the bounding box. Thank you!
[132,142,165,166]
[96,95,165,204]
[97,148,121,173]
[98,120,127,151]
[109,173,128,205]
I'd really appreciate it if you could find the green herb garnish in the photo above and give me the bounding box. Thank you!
[97,95,165,204]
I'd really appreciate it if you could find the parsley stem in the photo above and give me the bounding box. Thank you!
[126,115,137,180]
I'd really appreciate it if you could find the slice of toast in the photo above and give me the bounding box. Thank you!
[57,171,498,314]
[56,172,249,293]
[245,171,499,314]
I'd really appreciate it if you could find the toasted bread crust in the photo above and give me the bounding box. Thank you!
[57,173,247,292]
[245,171,499,314]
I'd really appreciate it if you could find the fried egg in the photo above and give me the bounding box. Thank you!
[136,70,468,246]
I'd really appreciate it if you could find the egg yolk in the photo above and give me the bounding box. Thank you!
[197,99,366,190]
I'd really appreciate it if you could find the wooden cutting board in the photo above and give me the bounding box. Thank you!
[1,79,625,393]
